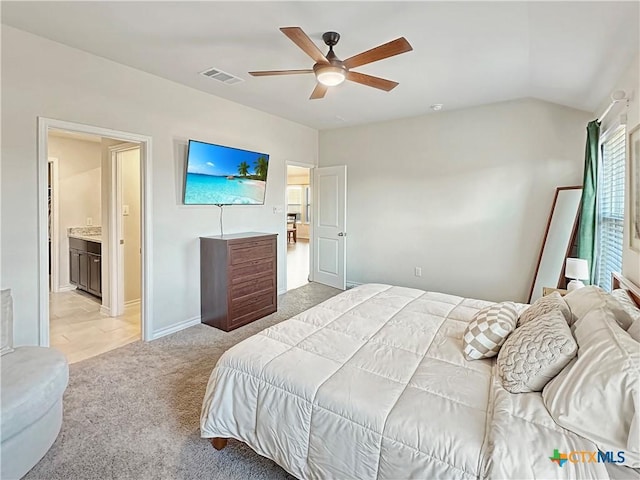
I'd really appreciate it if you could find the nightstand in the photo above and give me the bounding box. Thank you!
[542,287,568,297]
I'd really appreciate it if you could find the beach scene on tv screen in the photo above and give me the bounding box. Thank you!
[184,141,269,205]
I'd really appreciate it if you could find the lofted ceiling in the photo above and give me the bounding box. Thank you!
[2,1,638,129]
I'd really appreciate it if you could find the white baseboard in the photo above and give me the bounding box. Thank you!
[100,305,111,316]
[125,299,141,307]
[346,281,363,289]
[278,288,287,296]
[57,284,76,293]
[151,316,201,340]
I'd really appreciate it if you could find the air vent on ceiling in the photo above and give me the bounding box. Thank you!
[200,67,244,85]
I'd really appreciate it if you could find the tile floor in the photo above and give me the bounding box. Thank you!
[287,238,310,290]
[49,289,140,364]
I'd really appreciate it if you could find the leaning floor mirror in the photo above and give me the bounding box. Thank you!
[528,186,583,303]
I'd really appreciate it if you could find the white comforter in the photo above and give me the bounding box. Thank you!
[201,284,610,479]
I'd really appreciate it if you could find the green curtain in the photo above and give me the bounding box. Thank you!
[577,120,600,283]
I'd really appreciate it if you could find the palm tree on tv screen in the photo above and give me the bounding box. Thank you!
[237,161,250,177]
[254,156,268,181]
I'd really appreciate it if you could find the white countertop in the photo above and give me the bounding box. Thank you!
[69,234,102,243]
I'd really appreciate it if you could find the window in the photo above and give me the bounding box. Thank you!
[287,185,311,224]
[304,185,311,223]
[596,126,626,290]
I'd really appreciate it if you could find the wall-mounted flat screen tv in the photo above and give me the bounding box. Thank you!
[183,140,270,205]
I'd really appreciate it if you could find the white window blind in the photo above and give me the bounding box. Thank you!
[596,126,626,290]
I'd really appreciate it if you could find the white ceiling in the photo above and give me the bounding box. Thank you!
[2,2,638,129]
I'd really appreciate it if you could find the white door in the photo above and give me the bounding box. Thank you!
[312,166,347,289]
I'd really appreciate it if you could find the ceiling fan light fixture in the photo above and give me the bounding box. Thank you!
[315,65,346,86]
[251,28,413,99]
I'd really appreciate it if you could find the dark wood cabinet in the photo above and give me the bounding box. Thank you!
[88,254,101,297]
[69,237,102,298]
[200,232,277,331]
[70,250,80,286]
[79,252,89,290]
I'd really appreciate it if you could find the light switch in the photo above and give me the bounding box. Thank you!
[86,217,93,226]
[272,206,284,214]
[123,205,130,216]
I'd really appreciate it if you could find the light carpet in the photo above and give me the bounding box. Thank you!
[24,282,340,480]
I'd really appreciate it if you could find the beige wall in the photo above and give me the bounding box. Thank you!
[319,98,592,303]
[121,148,141,303]
[1,26,318,345]
[595,53,640,286]
[48,135,102,288]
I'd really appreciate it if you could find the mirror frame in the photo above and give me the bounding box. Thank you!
[528,186,583,303]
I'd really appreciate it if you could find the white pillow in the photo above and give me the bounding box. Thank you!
[497,310,577,393]
[612,289,640,326]
[563,285,633,329]
[463,302,518,360]
[542,306,640,467]
[0,289,13,356]
[628,319,640,342]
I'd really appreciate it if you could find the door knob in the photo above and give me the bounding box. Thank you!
[337,232,346,237]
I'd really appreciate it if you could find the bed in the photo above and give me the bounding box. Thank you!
[201,279,640,479]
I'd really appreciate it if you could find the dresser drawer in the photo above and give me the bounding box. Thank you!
[230,291,275,320]
[228,302,277,329]
[230,275,275,300]
[230,257,275,282]
[229,239,275,266]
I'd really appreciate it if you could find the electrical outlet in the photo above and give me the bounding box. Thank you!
[86,217,93,226]
[414,267,422,277]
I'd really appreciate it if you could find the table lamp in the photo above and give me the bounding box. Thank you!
[565,258,589,291]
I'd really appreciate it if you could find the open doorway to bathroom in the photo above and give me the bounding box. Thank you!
[286,165,311,290]
[47,129,142,363]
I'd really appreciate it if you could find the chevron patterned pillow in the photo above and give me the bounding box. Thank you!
[463,302,519,360]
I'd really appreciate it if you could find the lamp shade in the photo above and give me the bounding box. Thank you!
[565,258,589,280]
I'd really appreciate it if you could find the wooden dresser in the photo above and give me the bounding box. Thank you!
[200,232,277,331]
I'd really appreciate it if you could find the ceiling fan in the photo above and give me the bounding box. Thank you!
[249,27,413,99]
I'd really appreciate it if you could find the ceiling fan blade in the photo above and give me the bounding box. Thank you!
[249,69,314,77]
[309,83,328,100]
[280,27,328,64]
[346,71,399,91]
[343,37,413,69]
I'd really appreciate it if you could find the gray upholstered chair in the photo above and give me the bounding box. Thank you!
[0,289,69,479]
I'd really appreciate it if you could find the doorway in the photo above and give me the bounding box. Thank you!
[286,165,312,290]
[38,117,152,355]
[46,129,143,363]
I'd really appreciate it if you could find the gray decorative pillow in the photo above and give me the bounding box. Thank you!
[497,310,577,393]
[518,291,571,327]
[463,302,518,360]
